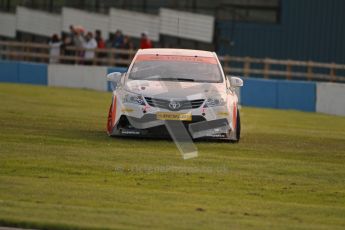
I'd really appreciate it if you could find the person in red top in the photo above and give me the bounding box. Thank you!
[95,30,105,49]
[140,32,152,49]
[95,30,106,63]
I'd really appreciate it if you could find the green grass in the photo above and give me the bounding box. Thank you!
[0,83,345,230]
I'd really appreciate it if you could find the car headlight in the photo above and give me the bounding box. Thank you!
[122,91,145,105]
[204,97,226,107]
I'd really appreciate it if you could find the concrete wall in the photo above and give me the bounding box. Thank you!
[0,12,16,38]
[0,60,344,116]
[0,60,124,92]
[48,64,108,91]
[159,8,214,43]
[62,7,109,39]
[109,8,160,41]
[0,6,214,43]
[316,83,345,116]
[16,6,61,37]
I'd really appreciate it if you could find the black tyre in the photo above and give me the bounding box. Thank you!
[236,109,241,142]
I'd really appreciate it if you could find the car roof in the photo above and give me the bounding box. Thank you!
[137,48,215,58]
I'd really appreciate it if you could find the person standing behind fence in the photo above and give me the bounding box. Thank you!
[95,30,106,64]
[112,30,124,59]
[140,32,152,49]
[48,34,62,64]
[112,30,124,49]
[71,25,84,48]
[95,30,106,49]
[71,25,86,64]
[120,36,134,65]
[80,31,97,65]
[60,33,73,64]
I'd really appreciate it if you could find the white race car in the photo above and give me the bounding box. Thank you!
[106,48,243,142]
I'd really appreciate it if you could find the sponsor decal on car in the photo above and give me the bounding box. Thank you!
[156,112,192,121]
[121,108,134,113]
[120,129,141,135]
[210,133,227,138]
[217,111,229,116]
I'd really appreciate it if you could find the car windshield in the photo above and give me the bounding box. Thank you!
[128,55,223,83]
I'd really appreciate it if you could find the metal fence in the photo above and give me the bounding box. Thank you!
[1,40,344,83]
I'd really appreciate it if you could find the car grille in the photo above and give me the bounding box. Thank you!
[144,97,205,111]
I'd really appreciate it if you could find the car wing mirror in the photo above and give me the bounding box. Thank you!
[107,72,124,90]
[106,72,123,83]
[230,76,243,88]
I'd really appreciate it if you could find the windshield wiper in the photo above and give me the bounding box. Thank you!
[156,77,195,82]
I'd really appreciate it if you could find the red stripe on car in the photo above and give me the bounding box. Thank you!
[135,54,218,64]
[232,102,237,131]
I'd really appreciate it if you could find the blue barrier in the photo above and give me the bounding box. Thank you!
[0,60,47,85]
[107,67,127,92]
[241,78,278,108]
[241,78,316,112]
[18,62,47,85]
[107,67,127,74]
[277,81,316,112]
[0,60,19,83]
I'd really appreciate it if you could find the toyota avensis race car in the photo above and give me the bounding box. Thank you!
[106,48,243,142]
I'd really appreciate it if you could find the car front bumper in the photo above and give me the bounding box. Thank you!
[111,114,231,140]
[110,96,236,140]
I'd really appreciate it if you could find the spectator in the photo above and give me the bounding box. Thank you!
[60,32,73,64]
[80,31,97,65]
[121,35,134,61]
[48,34,62,64]
[70,25,85,63]
[69,25,82,48]
[106,33,114,49]
[112,30,124,59]
[95,30,106,63]
[69,25,75,34]
[112,30,124,49]
[140,32,152,49]
[95,30,105,49]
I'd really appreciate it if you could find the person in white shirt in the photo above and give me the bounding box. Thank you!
[80,31,97,65]
[49,34,62,64]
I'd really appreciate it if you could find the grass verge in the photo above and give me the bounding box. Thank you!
[0,83,345,229]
